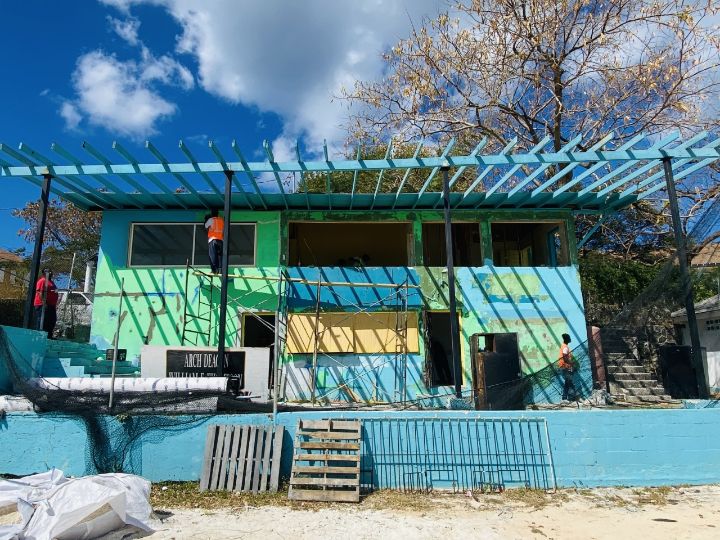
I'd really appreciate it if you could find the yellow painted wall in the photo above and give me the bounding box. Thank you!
[286,311,419,354]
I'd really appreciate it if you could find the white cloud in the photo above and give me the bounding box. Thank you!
[102,0,444,154]
[63,50,193,137]
[60,102,82,130]
[108,15,141,45]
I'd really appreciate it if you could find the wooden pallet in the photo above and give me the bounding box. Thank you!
[199,424,284,493]
[288,419,361,502]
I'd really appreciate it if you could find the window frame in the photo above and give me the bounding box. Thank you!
[287,220,414,267]
[420,220,483,267]
[489,220,570,268]
[127,221,257,268]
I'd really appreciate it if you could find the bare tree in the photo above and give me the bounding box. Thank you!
[344,0,720,258]
[347,0,719,150]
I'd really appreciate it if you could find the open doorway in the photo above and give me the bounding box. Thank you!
[424,311,461,387]
[471,333,524,409]
[242,313,275,389]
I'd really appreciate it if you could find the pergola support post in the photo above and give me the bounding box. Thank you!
[216,170,233,376]
[662,158,708,398]
[23,173,52,329]
[442,165,463,399]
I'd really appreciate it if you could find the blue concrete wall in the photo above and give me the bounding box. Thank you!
[2,409,720,488]
[0,326,47,392]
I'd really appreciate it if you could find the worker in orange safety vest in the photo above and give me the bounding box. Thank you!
[558,333,576,401]
[204,209,224,274]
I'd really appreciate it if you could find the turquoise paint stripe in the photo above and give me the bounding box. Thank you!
[501,135,583,202]
[413,138,456,206]
[463,137,518,199]
[263,139,289,209]
[231,141,268,210]
[392,139,424,209]
[371,139,393,210]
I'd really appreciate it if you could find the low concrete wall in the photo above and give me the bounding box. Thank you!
[2,409,720,488]
[0,326,47,392]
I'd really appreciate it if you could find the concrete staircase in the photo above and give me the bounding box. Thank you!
[602,330,681,407]
[41,340,140,378]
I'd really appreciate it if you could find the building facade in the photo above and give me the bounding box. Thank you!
[89,208,590,408]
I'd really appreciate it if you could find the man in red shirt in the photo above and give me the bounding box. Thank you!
[34,268,58,338]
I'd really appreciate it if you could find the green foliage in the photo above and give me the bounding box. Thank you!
[0,299,23,326]
[298,141,479,194]
[579,253,667,307]
[580,252,720,309]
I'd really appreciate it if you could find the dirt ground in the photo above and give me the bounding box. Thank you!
[3,484,718,539]
[140,484,720,540]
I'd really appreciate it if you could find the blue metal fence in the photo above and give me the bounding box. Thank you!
[359,417,554,492]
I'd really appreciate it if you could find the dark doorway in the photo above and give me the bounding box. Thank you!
[243,314,276,347]
[471,333,524,409]
[242,313,276,389]
[425,311,460,387]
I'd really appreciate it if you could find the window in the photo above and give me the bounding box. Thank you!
[130,224,195,266]
[288,222,412,266]
[194,224,255,266]
[129,222,256,267]
[422,222,482,266]
[491,222,569,267]
[707,319,720,331]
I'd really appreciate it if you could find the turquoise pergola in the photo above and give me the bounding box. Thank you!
[2,131,718,397]
[1,131,718,213]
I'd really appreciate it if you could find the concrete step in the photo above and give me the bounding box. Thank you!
[612,394,682,406]
[610,372,654,381]
[606,365,647,374]
[84,364,139,375]
[614,386,668,397]
[610,377,662,387]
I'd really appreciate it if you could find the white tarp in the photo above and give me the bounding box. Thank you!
[25,376,230,394]
[0,470,153,540]
[0,397,34,414]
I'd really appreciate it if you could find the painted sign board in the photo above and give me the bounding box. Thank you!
[165,349,246,382]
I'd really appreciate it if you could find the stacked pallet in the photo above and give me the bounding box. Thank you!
[289,419,362,502]
[200,424,284,493]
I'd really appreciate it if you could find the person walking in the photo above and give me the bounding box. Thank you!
[34,268,58,339]
[204,210,224,274]
[558,333,576,401]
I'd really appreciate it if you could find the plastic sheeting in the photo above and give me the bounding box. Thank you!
[0,396,34,414]
[0,470,153,540]
[25,377,231,394]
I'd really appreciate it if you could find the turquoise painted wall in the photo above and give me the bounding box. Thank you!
[0,326,47,392]
[90,209,587,405]
[2,409,720,488]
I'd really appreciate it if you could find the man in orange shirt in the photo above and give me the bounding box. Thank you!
[204,209,224,274]
[558,333,576,401]
[34,268,58,338]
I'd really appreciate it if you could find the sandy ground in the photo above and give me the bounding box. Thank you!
[3,485,718,539]
[141,485,720,540]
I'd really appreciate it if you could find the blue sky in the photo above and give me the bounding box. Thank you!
[0,0,444,252]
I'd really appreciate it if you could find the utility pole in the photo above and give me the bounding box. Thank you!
[663,158,708,398]
[441,163,463,398]
[216,170,233,376]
